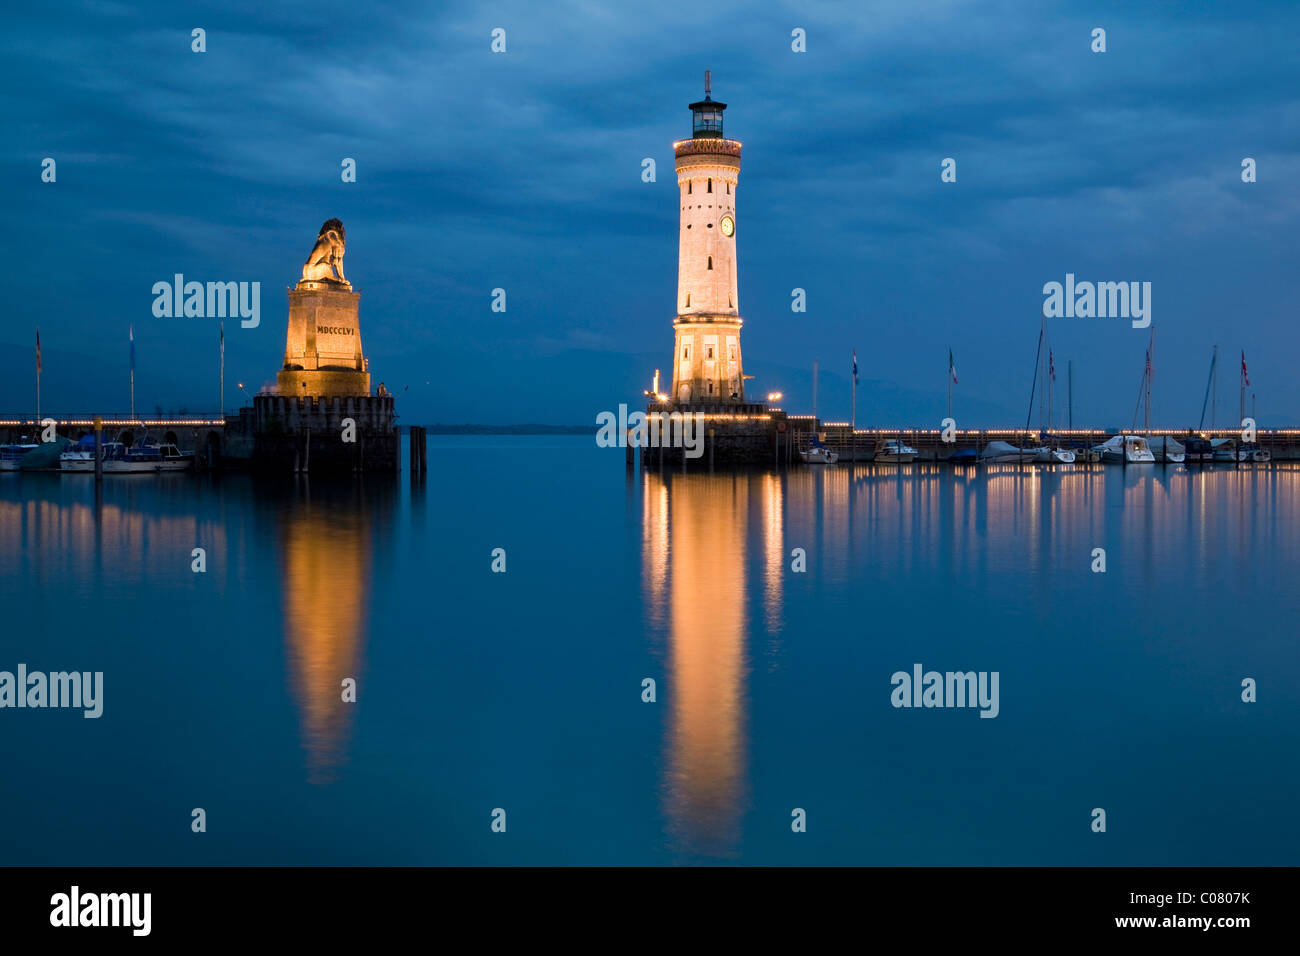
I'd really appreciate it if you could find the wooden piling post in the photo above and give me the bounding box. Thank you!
[93,417,103,483]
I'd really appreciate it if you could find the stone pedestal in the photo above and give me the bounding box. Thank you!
[278,283,370,398]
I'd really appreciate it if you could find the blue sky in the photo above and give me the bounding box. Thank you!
[4,0,1297,425]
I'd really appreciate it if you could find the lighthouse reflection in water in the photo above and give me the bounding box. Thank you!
[642,469,794,859]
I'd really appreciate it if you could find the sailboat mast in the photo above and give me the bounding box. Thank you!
[1198,349,1211,430]
[1145,326,1154,436]
[1211,345,1217,430]
[1239,355,1245,427]
[1025,321,1044,435]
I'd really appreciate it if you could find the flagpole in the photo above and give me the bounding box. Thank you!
[35,330,41,429]
[130,327,135,423]
[220,322,225,419]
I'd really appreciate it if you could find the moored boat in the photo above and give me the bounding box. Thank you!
[156,443,194,471]
[101,441,196,473]
[1182,436,1213,464]
[800,438,838,464]
[0,443,39,471]
[1147,435,1186,463]
[1096,435,1156,464]
[1031,446,1076,464]
[874,438,917,463]
[978,440,1033,464]
[1238,441,1270,463]
[1211,439,1237,462]
[60,436,125,472]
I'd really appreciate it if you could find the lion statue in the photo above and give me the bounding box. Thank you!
[301,218,350,286]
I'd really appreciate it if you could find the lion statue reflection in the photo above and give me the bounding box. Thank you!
[301,218,350,287]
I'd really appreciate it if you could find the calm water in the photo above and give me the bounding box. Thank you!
[2,436,1298,865]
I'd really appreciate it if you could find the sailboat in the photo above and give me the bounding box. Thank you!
[1183,348,1218,464]
[1021,320,1074,463]
[800,436,838,464]
[1103,326,1171,463]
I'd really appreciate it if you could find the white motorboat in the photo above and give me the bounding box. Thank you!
[60,437,126,472]
[157,443,194,471]
[800,439,838,464]
[103,441,196,474]
[874,439,917,463]
[1031,446,1076,464]
[0,443,38,471]
[1095,435,1156,464]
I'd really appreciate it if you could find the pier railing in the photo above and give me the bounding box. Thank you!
[789,424,1300,462]
[0,416,226,427]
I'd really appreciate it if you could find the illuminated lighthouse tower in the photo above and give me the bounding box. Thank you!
[671,73,744,406]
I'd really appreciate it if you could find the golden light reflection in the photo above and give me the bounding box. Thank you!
[761,473,784,640]
[643,471,751,858]
[0,484,225,588]
[280,484,371,784]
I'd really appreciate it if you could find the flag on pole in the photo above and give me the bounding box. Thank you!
[948,348,958,384]
[36,329,42,374]
[129,325,135,372]
[220,321,224,355]
[1050,350,1056,382]
[1241,351,1249,387]
[851,349,858,385]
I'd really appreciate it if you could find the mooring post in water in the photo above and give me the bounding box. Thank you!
[408,426,423,480]
[93,417,103,483]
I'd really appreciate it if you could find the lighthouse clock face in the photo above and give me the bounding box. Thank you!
[720,215,734,237]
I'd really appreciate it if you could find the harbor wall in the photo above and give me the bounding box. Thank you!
[221,395,398,474]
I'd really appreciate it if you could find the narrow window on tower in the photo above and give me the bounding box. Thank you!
[707,256,713,270]
[683,345,690,359]
[707,179,712,193]
[707,346,714,359]
[688,181,692,195]
[685,293,690,308]
[726,182,730,195]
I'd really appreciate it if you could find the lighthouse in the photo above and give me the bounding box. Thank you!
[670,72,744,406]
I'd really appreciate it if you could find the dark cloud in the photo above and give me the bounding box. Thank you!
[2,0,1296,424]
